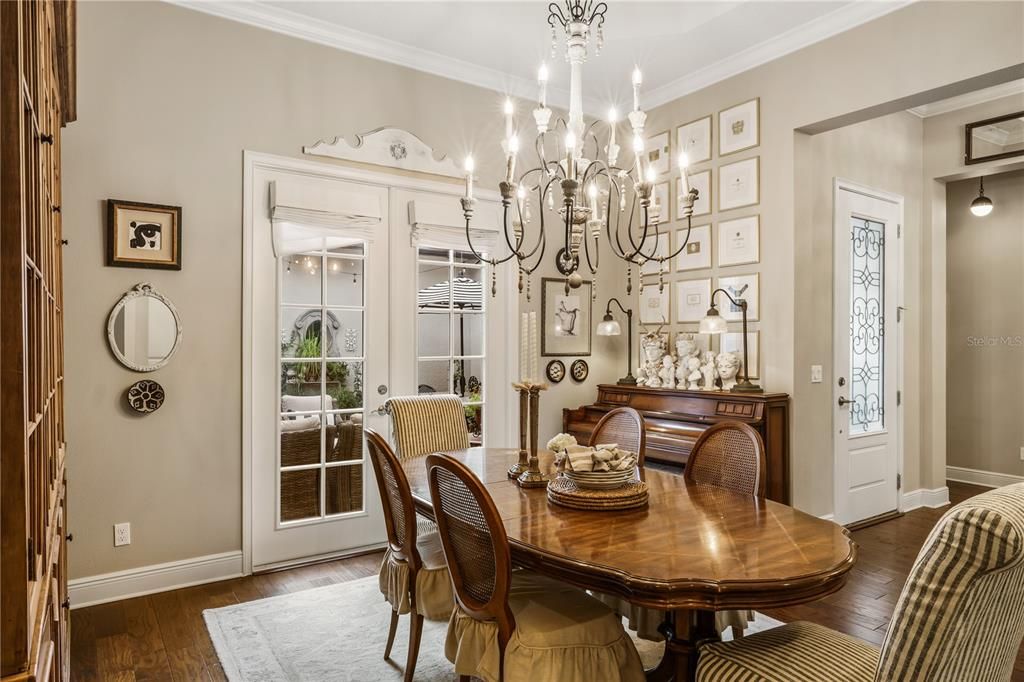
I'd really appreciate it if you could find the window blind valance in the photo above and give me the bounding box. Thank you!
[408,197,503,252]
[271,178,383,255]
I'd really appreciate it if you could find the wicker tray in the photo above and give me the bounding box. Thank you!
[546,476,649,511]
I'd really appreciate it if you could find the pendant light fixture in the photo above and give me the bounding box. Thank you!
[970,176,994,217]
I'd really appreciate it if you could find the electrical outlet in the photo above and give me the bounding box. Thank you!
[810,365,823,384]
[114,522,131,547]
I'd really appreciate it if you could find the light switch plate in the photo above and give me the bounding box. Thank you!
[810,365,823,384]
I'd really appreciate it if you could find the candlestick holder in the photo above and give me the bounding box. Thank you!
[508,383,530,479]
[517,381,550,488]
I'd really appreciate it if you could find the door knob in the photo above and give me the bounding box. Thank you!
[837,396,858,408]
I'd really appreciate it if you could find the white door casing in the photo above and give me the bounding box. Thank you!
[242,151,514,573]
[832,179,903,525]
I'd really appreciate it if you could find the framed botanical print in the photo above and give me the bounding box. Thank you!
[719,98,759,156]
[638,284,670,324]
[106,199,182,270]
[676,115,712,165]
[675,278,712,323]
[717,215,760,267]
[645,130,671,175]
[678,170,711,219]
[719,157,759,211]
[676,224,711,271]
[721,331,760,379]
[717,273,760,321]
[541,277,592,356]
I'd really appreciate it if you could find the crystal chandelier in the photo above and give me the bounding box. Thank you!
[460,0,698,299]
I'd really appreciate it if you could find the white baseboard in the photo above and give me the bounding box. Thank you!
[819,513,835,521]
[946,465,1024,489]
[69,551,244,609]
[902,487,950,511]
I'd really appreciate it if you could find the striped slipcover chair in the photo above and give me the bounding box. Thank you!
[697,482,1024,682]
[386,394,471,536]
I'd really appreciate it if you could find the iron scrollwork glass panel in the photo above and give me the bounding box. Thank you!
[849,217,884,434]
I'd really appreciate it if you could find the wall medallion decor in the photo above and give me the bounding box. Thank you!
[570,359,589,382]
[719,98,760,156]
[546,359,566,384]
[541,277,592,356]
[126,379,165,414]
[107,283,183,372]
[106,199,182,270]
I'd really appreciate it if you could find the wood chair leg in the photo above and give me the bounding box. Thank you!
[458,677,472,682]
[383,609,399,660]
[404,613,424,681]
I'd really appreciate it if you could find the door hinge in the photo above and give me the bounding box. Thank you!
[897,473,902,490]
[897,390,902,406]
[897,224,902,238]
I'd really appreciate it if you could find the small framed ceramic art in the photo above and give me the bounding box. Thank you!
[721,331,760,379]
[676,115,712,165]
[638,284,670,324]
[678,170,710,219]
[717,215,760,267]
[675,278,712,323]
[638,232,670,275]
[719,98,759,156]
[645,130,671,175]
[675,224,711,271]
[719,157,759,211]
[106,199,182,270]
[716,273,759,321]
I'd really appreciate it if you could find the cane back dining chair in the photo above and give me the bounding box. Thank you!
[697,482,1024,682]
[365,429,454,681]
[387,394,470,460]
[589,407,647,466]
[424,453,645,682]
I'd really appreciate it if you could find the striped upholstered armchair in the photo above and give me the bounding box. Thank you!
[386,394,470,460]
[696,482,1024,681]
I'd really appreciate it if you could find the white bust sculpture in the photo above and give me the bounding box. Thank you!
[685,356,702,390]
[639,326,667,388]
[658,355,677,389]
[675,333,699,362]
[716,351,741,391]
[700,350,719,390]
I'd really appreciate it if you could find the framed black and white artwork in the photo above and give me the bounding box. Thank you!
[106,199,182,270]
[675,278,712,323]
[639,284,670,324]
[645,130,671,175]
[679,170,711,218]
[717,215,760,267]
[719,98,759,156]
[540,277,592,356]
[676,115,712,164]
[675,224,712,271]
[719,157,759,211]
[717,273,760,321]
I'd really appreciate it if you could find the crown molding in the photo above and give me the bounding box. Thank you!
[906,78,1024,118]
[644,1,915,110]
[167,0,598,112]
[170,0,913,116]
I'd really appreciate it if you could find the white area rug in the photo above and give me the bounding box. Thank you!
[204,575,783,681]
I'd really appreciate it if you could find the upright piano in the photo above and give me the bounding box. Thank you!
[563,384,791,503]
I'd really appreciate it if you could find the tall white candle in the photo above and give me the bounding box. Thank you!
[504,98,514,140]
[520,313,528,381]
[529,312,538,381]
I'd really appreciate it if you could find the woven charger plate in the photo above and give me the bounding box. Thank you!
[547,476,649,511]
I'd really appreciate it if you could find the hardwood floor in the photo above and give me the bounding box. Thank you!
[71,481,1024,681]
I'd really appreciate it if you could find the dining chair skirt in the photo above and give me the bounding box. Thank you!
[378,531,455,620]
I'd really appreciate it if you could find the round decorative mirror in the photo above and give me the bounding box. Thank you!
[107,283,182,372]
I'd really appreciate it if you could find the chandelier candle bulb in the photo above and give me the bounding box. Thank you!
[565,131,577,177]
[507,134,519,183]
[538,63,549,107]
[678,152,690,195]
[632,66,642,111]
[504,98,514,139]
[463,156,475,199]
[608,107,617,147]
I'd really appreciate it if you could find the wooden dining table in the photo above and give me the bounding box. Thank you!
[402,447,857,682]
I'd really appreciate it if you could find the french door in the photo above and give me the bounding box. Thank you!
[832,180,902,525]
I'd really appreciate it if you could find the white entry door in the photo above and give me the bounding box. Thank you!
[247,160,389,571]
[833,180,902,525]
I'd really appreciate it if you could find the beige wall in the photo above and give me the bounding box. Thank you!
[946,170,1024,477]
[639,1,1023,516]
[62,1,623,579]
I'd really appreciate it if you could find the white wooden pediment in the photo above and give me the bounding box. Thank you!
[304,128,463,179]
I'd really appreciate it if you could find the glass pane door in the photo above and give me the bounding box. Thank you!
[279,242,366,524]
[849,217,885,435]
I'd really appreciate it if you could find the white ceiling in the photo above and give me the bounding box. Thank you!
[175,0,910,112]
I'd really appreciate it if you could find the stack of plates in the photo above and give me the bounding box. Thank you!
[547,477,649,511]
[562,468,636,490]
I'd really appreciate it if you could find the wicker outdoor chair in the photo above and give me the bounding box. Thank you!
[279,417,364,521]
[366,429,453,681]
[589,407,647,466]
[426,453,644,682]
